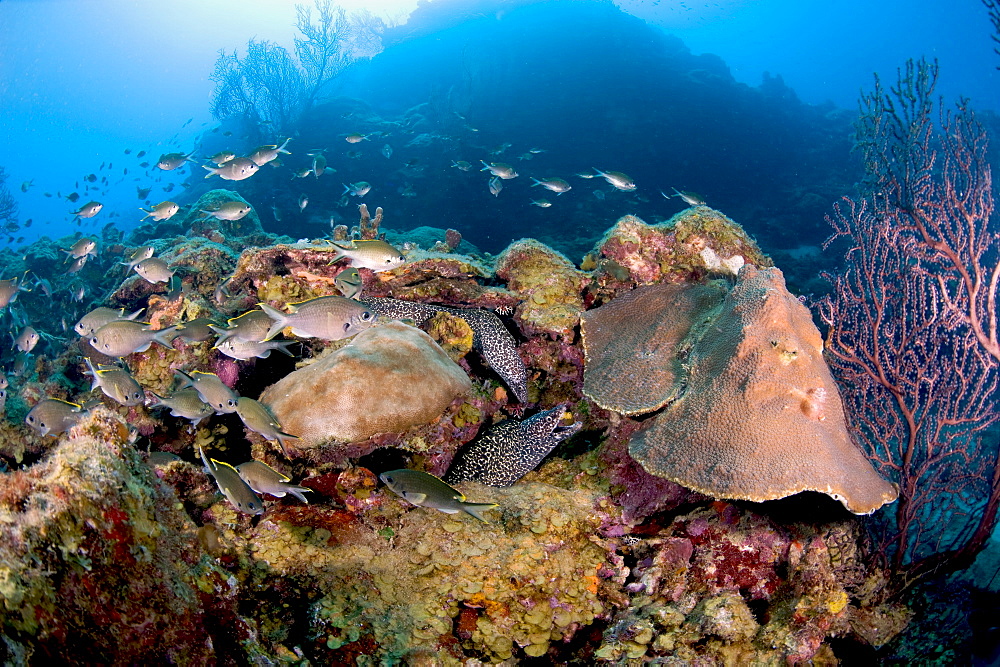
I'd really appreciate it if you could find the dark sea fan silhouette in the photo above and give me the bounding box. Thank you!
[209,0,385,138]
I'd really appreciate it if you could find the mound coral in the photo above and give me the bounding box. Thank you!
[622,265,897,514]
[260,321,472,447]
[494,238,587,336]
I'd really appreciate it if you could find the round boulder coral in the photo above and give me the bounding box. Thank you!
[260,321,472,446]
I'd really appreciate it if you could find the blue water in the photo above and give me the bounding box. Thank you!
[0,0,994,252]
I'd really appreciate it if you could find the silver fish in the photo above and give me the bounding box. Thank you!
[25,398,90,437]
[379,469,497,523]
[248,138,291,166]
[344,133,368,143]
[311,153,327,177]
[147,389,214,426]
[592,168,636,191]
[175,370,238,414]
[0,372,8,390]
[381,143,392,159]
[235,397,299,456]
[201,201,251,221]
[215,336,296,361]
[210,309,273,344]
[451,160,472,171]
[157,151,194,170]
[122,246,155,271]
[14,326,39,353]
[171,317,220,343]
[298,195,308,212]
[488,176,502,197]
[203,157,260,181]
[140,201,180,221]
[74,307,143,338]
[530,199,552,208]
[134,257,174,284]
[64,256,88,275]
[0,276,28,309]
[666,187,706,206]
[90,320,179,357]
[334,267,363,299]
[236,461,311,503]
[83,358,144,406]
[328,240,406,273]
[62,237,97,259]
[73,201,103,218]
[530,177,571,194]
[342,181,371,197]
[480,161,517,179]
[259,296,374,342]
[199,447,264,515]
[207,151,236,165]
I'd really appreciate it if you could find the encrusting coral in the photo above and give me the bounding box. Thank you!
[494,238,587,337]
[584,210,771,290]
[0,408,246,663]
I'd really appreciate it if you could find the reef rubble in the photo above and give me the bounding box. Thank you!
[0,208,909,663]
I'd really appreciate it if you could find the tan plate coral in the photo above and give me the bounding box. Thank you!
[585,265,898,514]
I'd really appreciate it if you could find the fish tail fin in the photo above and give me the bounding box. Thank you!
[281,483,312,504]
[274,341,297,357]
[277,137,292,153]
[461,502,499,523]
[152,325,181,349]
[174,369,194,389]
[274,430,299,458]
[202,165,217,178]
[82,357,101,391]
[341,184,351,196]
[146,391,164,407]
[326,241,350,266]
[258,303,289,342]
[479,160,490,171]
[530,178,542,187]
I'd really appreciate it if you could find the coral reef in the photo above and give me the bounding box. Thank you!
[0,205,915,663]
[260,321,472,449]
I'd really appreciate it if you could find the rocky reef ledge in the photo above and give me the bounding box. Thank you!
[0,208,908,664]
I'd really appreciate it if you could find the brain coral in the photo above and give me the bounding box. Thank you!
[604,265,896,514]
[260,321,472,446]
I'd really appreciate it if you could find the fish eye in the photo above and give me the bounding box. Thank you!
[248,502,258,510]
[27,415,34,423]
[383,475,393,484]
[361,312,373,321]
